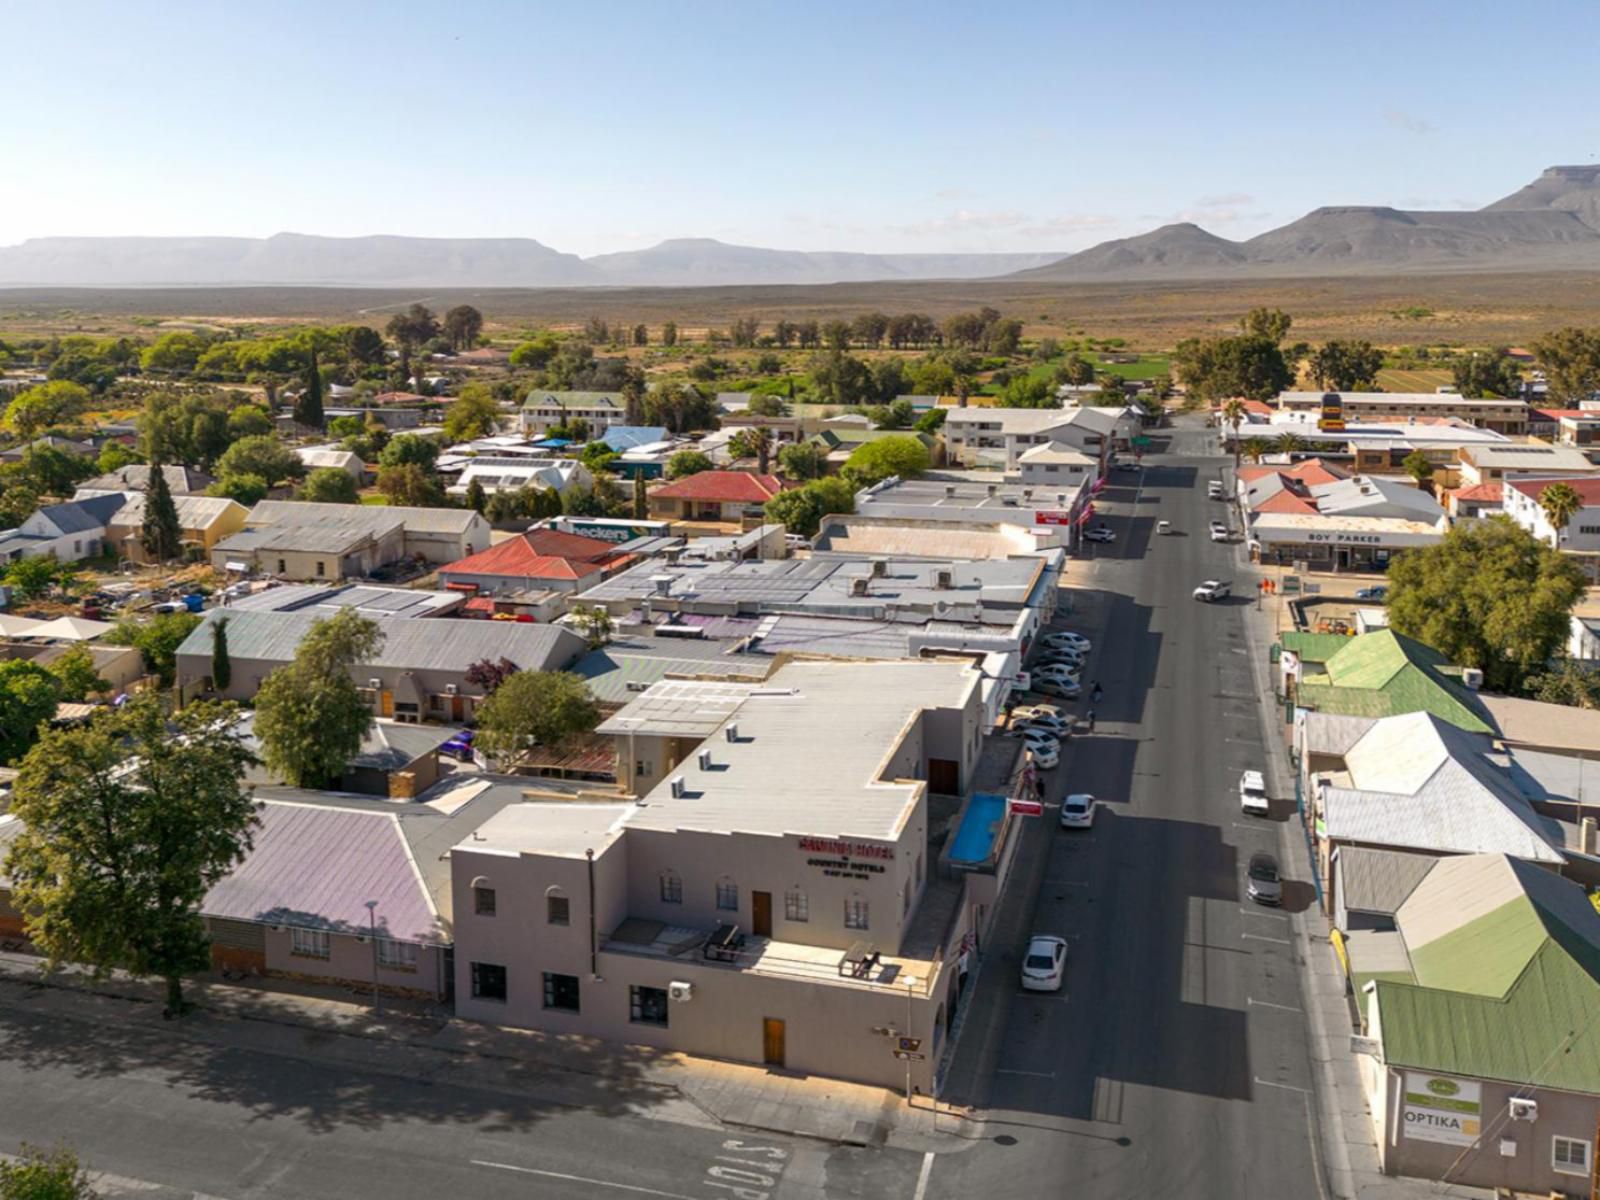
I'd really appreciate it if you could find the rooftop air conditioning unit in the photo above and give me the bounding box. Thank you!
[1023,489,1033,501]
[445,683,459,695]
[669,776,686,798]
[1508,1098,1538,1122]
[1461,668,1484,691]
[697,749,714,771]
[936,570,953,590]
[986,484,998,498]
[724,723,739,743]
[669,981,694,1002]
[625,680,649,692]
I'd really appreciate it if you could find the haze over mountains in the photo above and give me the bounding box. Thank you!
[4,166,1600,289]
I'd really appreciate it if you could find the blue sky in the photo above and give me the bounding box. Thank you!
[5,0,1599,256]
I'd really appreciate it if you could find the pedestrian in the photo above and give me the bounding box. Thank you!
[1086,708,1096,732]
[1091,681,1103,704]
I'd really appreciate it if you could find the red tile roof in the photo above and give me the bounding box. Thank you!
[1451,481,1503,503]
[1255,489,1319,515]
[1242,400,1275,416]
[651,471,783,503]
[372,391,429,404]
[439,530,631,582]
[1506,477,1600,506]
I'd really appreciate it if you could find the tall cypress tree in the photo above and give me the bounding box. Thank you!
[295,346,325,430]
[211,616,232,692]
[140,463,183,563]
[633,471,647,520]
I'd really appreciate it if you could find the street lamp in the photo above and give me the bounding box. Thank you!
[364,899,380,1015]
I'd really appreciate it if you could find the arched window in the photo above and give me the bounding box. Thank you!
[660,869,682,904]
[471,875,496,916]
[545,885,570,926]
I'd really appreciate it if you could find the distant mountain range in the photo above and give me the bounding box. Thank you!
[4,166,1600,288]
[1011,166,1600,280]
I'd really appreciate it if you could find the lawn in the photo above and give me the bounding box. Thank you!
[1376,367,1455,393]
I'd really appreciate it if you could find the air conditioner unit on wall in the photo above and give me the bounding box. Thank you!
[669,981,694,1002]
[1508,1097,1538,1122]
[445,683,459,695]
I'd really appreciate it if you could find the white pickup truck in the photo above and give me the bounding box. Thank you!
[1239,770,1269,816]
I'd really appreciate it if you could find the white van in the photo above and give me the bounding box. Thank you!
[1239,770,1269,816]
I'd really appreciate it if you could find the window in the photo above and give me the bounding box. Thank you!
[845,897,870,930]
[784,888,809,922]
[290,928,330,959]
[1580,525,1600,535]
[376,938,416,971]
[630,985,669,1027]
[543,971,580,1012]
[474,885,497,916]
[547,891,570,926]
[316,561,326,577]
[903,880,912,915]
[471,961,507,1001]
[660,870,682,904]
[716,879,739,912]
[276,559,286,574]
[1554,1137,1590,1175]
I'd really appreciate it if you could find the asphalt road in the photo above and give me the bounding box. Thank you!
[931,416,1325,1199]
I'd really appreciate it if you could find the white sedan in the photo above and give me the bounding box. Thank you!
[1041,631,1091,651]
[1021,935,1069,991]
[1029,743,1060,770]
[1084,525,1116,543]
[1059,792,1096,829]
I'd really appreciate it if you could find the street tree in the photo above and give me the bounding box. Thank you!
[1386,517,1586,693]
[253,610,384,789]
[5,696,258,1015]
[1308,340,1384,391]
[844,436,931,485]
[1537,481,1584,548]
[1220,397,1247,476]
[1452,349,1524,398]
[0,660,60,764]
[476,670,600,765]
[140,463,184,562]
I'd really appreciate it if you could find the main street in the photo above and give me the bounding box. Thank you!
[933,415,1326,1199]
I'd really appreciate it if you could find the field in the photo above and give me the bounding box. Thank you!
[1375,367,1456,393]
[4,270,1600,350]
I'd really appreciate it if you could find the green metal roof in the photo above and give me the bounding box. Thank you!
[1375,861,1600,1093]
[1280,631,1355,663]
[1291,629,1492,733]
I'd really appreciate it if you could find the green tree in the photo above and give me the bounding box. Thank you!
[295,467,359,504]
[0,1143,99,1199]
[211,615,231,692]
[1220,397,1248,475]
[1531,328,1600,405]
[1452,349,1524,399]
[0,660,60,764]
[1239,307,1293,343]
[3,381,91,438]
[1241,437,1271,464]
[465,477,488,514]
[1402,450,1435,489]
[385,304,439,378]
[216,435,305,489]
[778,441,827,481]
[139,462,183,563]
[293,347,325,430]
[661,321,678,348]
[764,476,855,538]
[95,440,141,476]
[206,473,269,506]
[666,449,714,479]
[106,612,202,687]
[1060,353,1096,386]
[475,670,600,764]
[1308,340,1384,391]
[226,404,275,439]
[844,436,931,485]
[632,472,648,519]
[253,610,383,789]
[1276,431,1305,456]
[48,644,109,703]
[375,462,444,506]
[443,304,484,351]
[1174,333,1292,403]
[1525,659,1600,709]
[5,556,58,601]
[569,604,614,649]
[1386,517,1587,693]
[1537,481,1584,548]
[4,695,259,1015]
[442,385,501,441]
[376,433,439,471]
[509,333,560,370]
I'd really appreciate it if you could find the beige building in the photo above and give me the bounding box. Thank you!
[212,501,491,579]
[1275,391,1530,435]
[107,494,249,565]
[450,659,1015,1091]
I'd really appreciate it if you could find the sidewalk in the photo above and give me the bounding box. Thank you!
[0,950,964,1154]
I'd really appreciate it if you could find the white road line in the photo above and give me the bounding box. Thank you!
[470,1161,698,1199]
[912,1151,934,1200]
[1253,1077,1311,1094]
[1242,932,1292,945]
[1231,822,1274,832]
[1239,907,1289,920]
[996,1068,1058,1077]
[1248,997,1303,1013]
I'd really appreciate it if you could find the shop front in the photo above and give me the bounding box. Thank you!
[1248,514,1447,573]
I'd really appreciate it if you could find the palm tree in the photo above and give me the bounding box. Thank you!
[1221,398,1247,477]
[1241,437,1271,464]
[747,426,774,475]
[1275,431,1304,456]
[1538,481,1584,550]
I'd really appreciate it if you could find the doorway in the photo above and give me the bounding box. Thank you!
[762,1017,785,1067]
[752,891,772,937]
[928,758,960,795]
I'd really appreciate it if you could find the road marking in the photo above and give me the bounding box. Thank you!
[996,1068,1058,1077]
[1044,879,1090,887]
[1016,991,1071,1001]
[1242,931,1292,945]
[471,1161,699,1199]
[1249,997,1303,1013]
[1253,1077,1311,1094]
[1231,822,1274,833]
[913,1151,935,1200]
[1239,907,1289,920]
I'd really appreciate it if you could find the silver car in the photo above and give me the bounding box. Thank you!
[1247,852,1283,906]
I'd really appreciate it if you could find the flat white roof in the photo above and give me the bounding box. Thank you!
[461,803,633,859]
[626,660,978,842]
[1251,512,1446,545]
[1278,392,1525,408]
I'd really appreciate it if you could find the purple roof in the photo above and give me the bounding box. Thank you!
[205,802,444,945]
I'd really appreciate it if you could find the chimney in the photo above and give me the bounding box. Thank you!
[1461,667,1483,691]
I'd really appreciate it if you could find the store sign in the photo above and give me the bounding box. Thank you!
[1306,532,1382,545]
[797,838,894,860]
[1402,1073,1481,1146]
[1034,510,1072,526]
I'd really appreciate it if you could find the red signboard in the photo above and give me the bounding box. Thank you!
[1009,797,1043,817]
[1034,510,1072,526]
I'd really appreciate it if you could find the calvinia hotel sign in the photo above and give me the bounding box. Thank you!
[1403,1072,1482,1146]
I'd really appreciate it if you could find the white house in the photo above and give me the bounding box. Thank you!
[1016,443,1097,489]
[0,494,125,563]
[293,445,367,481]
[942,409,1075,469]
[520,391,625,438]
[447,458,593,499]
[1503,476,1600,581]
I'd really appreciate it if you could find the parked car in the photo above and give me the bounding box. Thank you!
[1020,729,1060,754]
[1028,743,1060,770]
[1014,714,1070,738]
[1033,668,1082,688]
[1247,852,1283,906]
[1035,652,1085,671]
[1355,584,1388,601]
[1013,704,1064,722]
[442,730,476,762]
[1059,792,1096,829]
[1209,521,1229,542]
[1239,769,1269,816]
[1020,935,1069,991]
[1114,459,1142,472]
[1034,678,1083,700]
[1041,631,1091,651]
[1084,525,1116,543]
[1193,579,1231,602]
[1208,480,1225,499]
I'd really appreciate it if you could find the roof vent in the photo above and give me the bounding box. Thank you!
[945,484,957,499]
[1461,667,1483,691]
[669,775,686,798]
[851,577,870,597]
[651,574,674,596]
[871,559,888,577]
[986,484,997,497]
[1056,493,1067,505]
[725,723,740,743]
[936,569,953,590]
[697,749,714,771]
[1023,488,1033,501]
[625,680,649,692]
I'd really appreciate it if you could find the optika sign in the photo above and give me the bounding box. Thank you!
[796,838,894,860]
[1402,1073,1481,1146]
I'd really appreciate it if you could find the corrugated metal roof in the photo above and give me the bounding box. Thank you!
[1295,630,1492,733]
[1337,846,1436,915]
[247,500,484,535]
[572,638,770,704]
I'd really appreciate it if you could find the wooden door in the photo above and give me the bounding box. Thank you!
[451,695,464,721]
[752,891,772,938]
[762,1017,785,1067]
[380,691,394,718]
